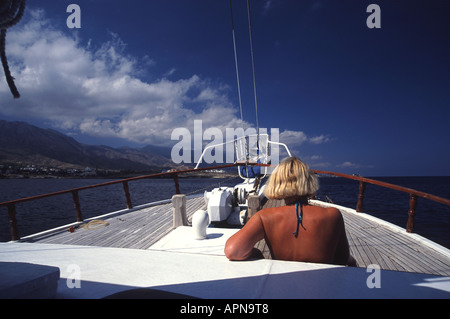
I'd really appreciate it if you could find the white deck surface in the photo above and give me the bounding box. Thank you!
[149,226,239,255]
[21,197,450,277]
[1,226,449,299]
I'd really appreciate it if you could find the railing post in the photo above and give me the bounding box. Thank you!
[172,194,187,228]
[72,190,83,222]
[356,181,366,212]
[122,181,133,209]
[247,194,260,222]
[173,173,181,194]
[8,204,20,241]
[406,194,417,233]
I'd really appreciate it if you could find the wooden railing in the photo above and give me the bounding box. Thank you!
[1,163,449,241]
[311,170,450,233]
[0,163,241,241]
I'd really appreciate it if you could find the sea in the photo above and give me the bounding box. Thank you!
[1,176,449,249]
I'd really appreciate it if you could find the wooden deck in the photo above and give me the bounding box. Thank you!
[24,196,207,250]
[343,209,450,276]
[22,196,450,277]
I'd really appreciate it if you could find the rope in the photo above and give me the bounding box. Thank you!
[0,0,26,98]
[81,220,110,230]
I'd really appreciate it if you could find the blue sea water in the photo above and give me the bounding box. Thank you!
[316,176,450,249]
[0,176,449,248]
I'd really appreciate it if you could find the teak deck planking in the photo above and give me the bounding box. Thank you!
[22,196,450,277]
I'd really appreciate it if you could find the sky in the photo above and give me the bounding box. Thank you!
[0,0,449,176]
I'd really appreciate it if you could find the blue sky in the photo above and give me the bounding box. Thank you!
[0,0,449,176]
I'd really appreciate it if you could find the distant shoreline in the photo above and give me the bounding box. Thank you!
[0,171,237,180]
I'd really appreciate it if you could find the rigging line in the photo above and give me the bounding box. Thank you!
[230,0,248,176]
[229,0,243,121]
[246,0,260,148]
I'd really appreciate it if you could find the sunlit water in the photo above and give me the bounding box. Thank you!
[1,176,449,248]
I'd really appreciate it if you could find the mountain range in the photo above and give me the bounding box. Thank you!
[0,120,175,171]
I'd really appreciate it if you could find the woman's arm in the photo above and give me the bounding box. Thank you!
[224,213,265,260]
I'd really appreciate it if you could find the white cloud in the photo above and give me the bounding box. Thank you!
[309,134,331,144]
[0,10,240,145]
[162,68,176,78]
[0,9,331,150]
[298,155,332,169]
[337,161,373,169]
[279,130,308,146]
[338,161,360,168]
[263,1,273,14]
[279,130,331,147]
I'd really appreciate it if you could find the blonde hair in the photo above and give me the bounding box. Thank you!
[264,157,319,200]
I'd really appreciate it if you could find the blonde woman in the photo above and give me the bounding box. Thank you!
[225,157,356,266]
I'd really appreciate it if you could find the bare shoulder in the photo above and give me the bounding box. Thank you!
[256,206,292,229]
[257,206,285,217]
[324,207,345,225]
[310,205,343,222]
[259,206,281,213]
[325,206,342,217]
